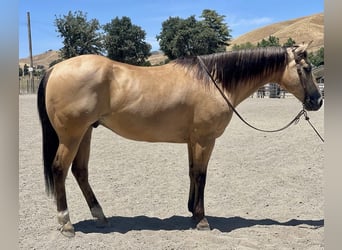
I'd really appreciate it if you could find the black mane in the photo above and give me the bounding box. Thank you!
[175,47,288,91]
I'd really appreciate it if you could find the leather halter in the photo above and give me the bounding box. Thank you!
[292,48,310,104]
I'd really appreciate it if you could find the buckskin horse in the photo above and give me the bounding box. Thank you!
[37,43,322,237]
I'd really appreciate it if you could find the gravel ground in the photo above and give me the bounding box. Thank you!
[19,95,324,249]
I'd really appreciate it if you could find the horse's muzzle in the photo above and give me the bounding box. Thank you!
[304,96,323,111]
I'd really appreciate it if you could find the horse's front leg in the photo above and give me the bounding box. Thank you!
[187,140,215,230]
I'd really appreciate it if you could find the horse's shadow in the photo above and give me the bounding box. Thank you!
[73,215,323,234]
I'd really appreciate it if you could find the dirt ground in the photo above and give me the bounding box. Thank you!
[19,95,324,249]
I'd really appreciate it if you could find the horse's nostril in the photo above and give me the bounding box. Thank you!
[304,97,323,111]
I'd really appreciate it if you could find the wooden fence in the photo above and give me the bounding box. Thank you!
[19,76,42,94]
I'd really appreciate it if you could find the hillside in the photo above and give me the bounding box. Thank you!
[228,13,323,52]
[19,50,60,69]
[19,50,166,68]
[19,13,324,68]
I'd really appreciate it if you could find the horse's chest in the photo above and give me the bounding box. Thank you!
[191,102,232,140]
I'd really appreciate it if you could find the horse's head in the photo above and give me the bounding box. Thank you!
[280,42,323,111]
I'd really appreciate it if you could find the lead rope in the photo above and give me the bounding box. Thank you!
[197,56,324,142]
[302,110,325,142]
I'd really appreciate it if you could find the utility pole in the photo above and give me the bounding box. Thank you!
[27,12,34,92]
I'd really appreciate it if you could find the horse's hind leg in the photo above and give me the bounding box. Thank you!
[71,127,108,227]
[187,143,195,214]
[187,140,215,230]
[53,136,85,237]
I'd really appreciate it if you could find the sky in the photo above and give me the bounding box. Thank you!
[19,0,324,59]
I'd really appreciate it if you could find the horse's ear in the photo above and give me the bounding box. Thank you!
[293,41,313,54]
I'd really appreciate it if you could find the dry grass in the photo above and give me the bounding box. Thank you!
[148,52,168,65]
[228,13,324,52]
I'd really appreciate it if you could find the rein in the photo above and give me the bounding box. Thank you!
[197,56,324,142]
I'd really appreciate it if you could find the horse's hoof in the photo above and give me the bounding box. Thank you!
[96,218,110,228]
[196,218,210,231]
[59,221,75,237]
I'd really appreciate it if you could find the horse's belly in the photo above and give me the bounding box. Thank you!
[100,111,191,143]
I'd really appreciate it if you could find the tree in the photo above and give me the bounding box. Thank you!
[308,47,324,67]
[103,16,151,65]
[231,37,296,51]
[200,9,231,50]
[23,64,29,76]
[49,58,64,68]
[231,42,255,51]
[283,37,296,47]
[157,16,184,59]
[55,11,103,59]
[34,65,45,77]
[157,10,231,59]
[257,36,280,47]
[166,16,217,58]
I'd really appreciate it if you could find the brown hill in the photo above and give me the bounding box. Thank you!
[19,50,167,68]
[228,13,324,52]
[19,50,60,69]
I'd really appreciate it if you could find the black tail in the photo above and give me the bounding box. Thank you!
[37,68,58,197]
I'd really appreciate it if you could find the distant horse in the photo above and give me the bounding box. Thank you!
[37,43,322,237]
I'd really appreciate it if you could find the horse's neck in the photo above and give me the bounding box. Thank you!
[216,48,287,106]
[229,74,281,106]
